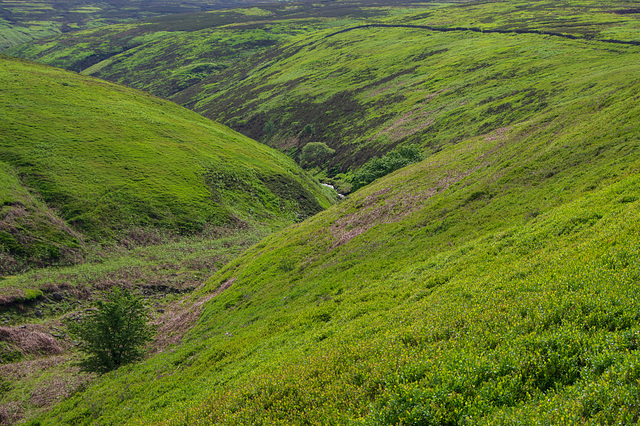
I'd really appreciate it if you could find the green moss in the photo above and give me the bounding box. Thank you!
[20,288,44,302]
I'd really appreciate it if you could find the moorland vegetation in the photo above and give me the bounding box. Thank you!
[0,0,286,50]
[3,0,640,424]
[11,0,640,190]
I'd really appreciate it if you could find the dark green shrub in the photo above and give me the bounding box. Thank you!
[300,142,335,167]
[264,120,276,137]
[300,124,316,136]
[351,145,424,190]
[66,288,153,374]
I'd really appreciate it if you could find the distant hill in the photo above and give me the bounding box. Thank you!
[0,0,294,50]
[172,2,640,175]
[0,55,332,274]
[0,0,430,51]
[4,1,401,96]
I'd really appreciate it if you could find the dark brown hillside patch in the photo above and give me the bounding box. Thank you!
[150,278,235,354]
[0,402,22,425]
[612,8,640,15]
[357,67,418,93]
[0,325,65,358]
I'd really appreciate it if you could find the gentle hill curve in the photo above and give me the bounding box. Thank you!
[38,14,640,422]
[0,55,333,274]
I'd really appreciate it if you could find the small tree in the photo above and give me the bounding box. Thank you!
[351,145,424,191]
[300,142,335,167]
[67,288,153,374]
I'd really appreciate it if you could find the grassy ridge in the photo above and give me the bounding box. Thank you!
[36,16,640,422]
[0,55,332,273]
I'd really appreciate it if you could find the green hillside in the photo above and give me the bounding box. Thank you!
[173,2,640,177]
[0,55,332,274]
[24,2,640,423]
[3,1,640,424]
[39,88,640,424]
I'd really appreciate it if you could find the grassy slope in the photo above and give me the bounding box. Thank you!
[0,224,272,424]
[0,55,332,273]
[0,162,83,274]
[37,8,640,424]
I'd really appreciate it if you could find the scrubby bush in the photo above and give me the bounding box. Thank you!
[66,288,153,374]
[351,145,424,190]
[300,142,335,167]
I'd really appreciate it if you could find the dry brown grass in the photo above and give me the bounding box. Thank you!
[151,278,236,354]
[372,88,451,143]
[0,355,68,381]
[376,105,435,142]
[484,126,511,142]
[0,325,65,358]
[0,354,92,425]
[0,401,22,425]
[29,372,92,408]
[213,277,236,296]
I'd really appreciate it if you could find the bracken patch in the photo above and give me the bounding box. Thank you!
[0,326,65,358]
[29,373,92,408]
[150,280,235,354]
[0,401,22,425]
